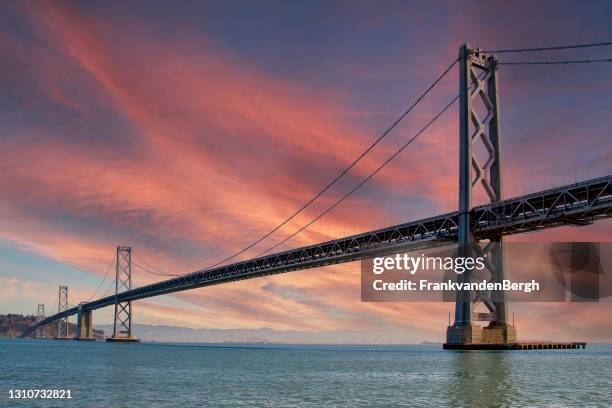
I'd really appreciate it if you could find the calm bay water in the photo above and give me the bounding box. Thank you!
[1,339,611,407]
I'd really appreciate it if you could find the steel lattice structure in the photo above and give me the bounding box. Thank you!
[56,286,69,338]
[24,174,612,337]
[111,247,134,339]
[449,44,509,344]
[36,304,45,339]
[21,41,612,342]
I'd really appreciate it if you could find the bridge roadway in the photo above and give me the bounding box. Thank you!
[27,175,612,333]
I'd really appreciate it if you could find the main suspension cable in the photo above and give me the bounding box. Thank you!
[132,87,466,276]
[257,94,460,256]
[83,253,116,302]
[484,41,612,53]
[133,261,180,277]
[197,57,459,271]
[119,95,461,279]
[133,251,178,276]
[100,276,117,298]
[499,58,612,65]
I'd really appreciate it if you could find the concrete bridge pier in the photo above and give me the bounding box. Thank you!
[75,307,95,341]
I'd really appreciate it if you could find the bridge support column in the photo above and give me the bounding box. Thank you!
[54,286,71,340]
[106,246,139,343]
[446,44,516,346]
[36,304,46,339]
[75,306,95,341]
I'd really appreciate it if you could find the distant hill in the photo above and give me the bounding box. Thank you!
[0,314,104,340]
[95,323,422,344]
[0,315,433,344]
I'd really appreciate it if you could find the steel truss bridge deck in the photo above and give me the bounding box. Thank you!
[27,175,612,333]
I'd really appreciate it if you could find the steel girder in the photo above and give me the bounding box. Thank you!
[472,175,612,238]
[23,174,612,337]
[56,286,69,338]
[36,304,45,338]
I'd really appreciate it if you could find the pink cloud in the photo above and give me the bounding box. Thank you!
[0,1,609,341]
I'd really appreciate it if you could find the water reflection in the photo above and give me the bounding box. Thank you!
[446,351,518,407]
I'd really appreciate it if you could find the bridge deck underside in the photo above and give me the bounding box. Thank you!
[27,175,612,334]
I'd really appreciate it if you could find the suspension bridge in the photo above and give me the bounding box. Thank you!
[22,43,612,347]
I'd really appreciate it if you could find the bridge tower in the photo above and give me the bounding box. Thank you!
[36,304,45,339]
[106,246,139,342]
[55,286,70,339]
[446,44,517,345]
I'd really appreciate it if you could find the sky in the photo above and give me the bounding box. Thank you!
[0,0,611,342]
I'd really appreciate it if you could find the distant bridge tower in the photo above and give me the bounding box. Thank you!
[56,286,70,339]
[36,304,45,339]
[446,44,516,345]
[107,246,139,342]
